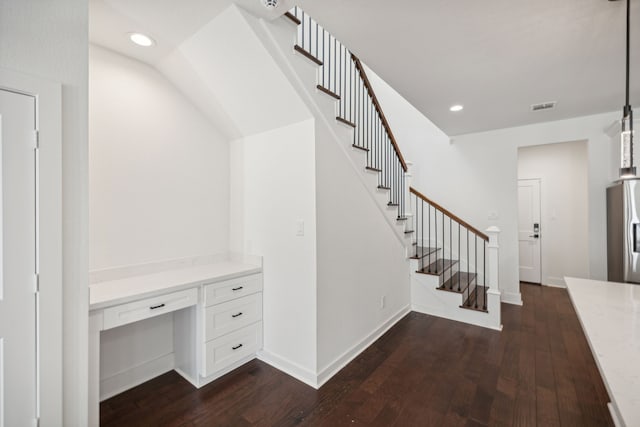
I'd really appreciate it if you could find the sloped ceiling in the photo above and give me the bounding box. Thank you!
[92,0,640,136]
[298,0,640,135]
[90,0,309,139]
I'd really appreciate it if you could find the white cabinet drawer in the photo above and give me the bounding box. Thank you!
[202,322,262,377]
[204,293,262,341]
[102,288,198,330]
[203,274,262,307]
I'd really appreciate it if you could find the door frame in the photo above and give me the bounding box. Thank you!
[517,178,542,284]
[0,68,62,425]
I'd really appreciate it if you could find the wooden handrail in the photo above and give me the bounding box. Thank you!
[351,54,408,172]
[409,187,489,241]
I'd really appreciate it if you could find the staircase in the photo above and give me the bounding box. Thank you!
[283,7,502,331]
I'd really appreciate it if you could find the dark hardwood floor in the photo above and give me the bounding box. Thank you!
[101,283,613,426]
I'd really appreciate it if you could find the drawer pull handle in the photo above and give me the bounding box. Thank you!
[232,312,243,318]
[232,286,244,291]
[232,343,243,350]
[150,303,166,310]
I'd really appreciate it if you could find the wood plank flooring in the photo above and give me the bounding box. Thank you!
[101,284,613,426]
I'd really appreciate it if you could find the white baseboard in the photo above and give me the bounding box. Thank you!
[316,304,411,388]
[543,276,566,288]
[257,350,319,388]
[501,291,523,306]
[100,353,174,401]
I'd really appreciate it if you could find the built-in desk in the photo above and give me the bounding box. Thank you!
[564,277,640,427]
[89,258,263,427]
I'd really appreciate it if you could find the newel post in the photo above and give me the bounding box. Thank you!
[486,226,500,293]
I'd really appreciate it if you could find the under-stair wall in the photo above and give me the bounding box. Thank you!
[241,7,413,385]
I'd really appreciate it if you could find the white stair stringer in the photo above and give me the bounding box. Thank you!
[410,258,502,330]
[239,10,411,248]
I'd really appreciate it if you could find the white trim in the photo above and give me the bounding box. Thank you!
[316,305,411,387]
[543,276,566,288]
[99,353,174,401]
[0,68,62,426]
[257,350,318,388]
[501,291,523,306]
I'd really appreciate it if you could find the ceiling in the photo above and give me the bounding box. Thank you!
[91,0,640,136]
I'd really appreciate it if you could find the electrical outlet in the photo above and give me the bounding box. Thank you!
[380,295,386,309]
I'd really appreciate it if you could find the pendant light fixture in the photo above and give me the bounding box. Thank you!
[619,0,636,178]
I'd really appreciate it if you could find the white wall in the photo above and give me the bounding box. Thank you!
[0,1,88,424]
[314,119,411,379]
[366,65,617,304]
[89,45,230,395]
[230,119,318,382]
[90,45,230,270]
[518,141,589,286]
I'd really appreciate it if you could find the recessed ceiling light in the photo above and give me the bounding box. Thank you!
[129,32,155,47]
[450,105,464,112]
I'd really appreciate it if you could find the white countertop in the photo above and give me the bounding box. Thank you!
[90,261,262,310]
[564,277,640,427]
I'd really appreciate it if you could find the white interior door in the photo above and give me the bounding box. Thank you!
[518,179,541,283]
[0,89,37,426]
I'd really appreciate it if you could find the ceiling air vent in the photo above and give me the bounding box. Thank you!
[530,101,557,112]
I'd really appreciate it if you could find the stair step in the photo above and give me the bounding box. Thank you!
[409,246,439,260]
[416,258,457,276]
[396,216,408,221]
[316,85,340,100]
[404,230,414,234]
[460,285,489,313]
[294,45,323,66]
[336,116,356,128]
[438,272,476,294]
[377,185,391,190]
[387,202,398,207]
[352,144,369,152]
[284,11,301,25]
[365,166,382,172]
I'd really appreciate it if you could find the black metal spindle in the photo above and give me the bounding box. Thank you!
[483,241,487,310]
[474,235,478,308]
[466,229,469,305]
[457,223,461,291]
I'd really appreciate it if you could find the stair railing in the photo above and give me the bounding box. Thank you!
[288,8,490,311]
[410,187,488,311]
[290,6,408,219]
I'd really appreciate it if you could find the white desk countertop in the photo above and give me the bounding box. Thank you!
[564,277,640,427]
[89,261,262,310]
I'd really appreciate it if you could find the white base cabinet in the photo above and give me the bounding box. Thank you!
[89,261,263,427]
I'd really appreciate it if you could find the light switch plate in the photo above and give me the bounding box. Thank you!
[296,220,304,236]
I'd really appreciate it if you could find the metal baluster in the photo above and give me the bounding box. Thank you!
[457,223,461,291]
[449,217,452,288]
[483,241,487,310]
[466,229,470,305]
[428,204,431,271]
[475,235,478,308]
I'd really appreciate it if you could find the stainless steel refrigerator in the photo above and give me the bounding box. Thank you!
[607,178,640,283]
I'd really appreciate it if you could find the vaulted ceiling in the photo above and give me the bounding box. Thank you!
[91,0,640,136]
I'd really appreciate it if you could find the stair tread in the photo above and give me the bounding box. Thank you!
[410,246,439,259]
[387,202,399,207]
[284,11,301,25]
[352,144,369,152]
[316,85,340,100]
[438,272,476,294]
[377,185,391,190]
[396,216,408,221]
[365,166,382,172]
[336,116,356,128]
[416,258,458,275]
[460,285,489,312]
[294,45,323,66]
